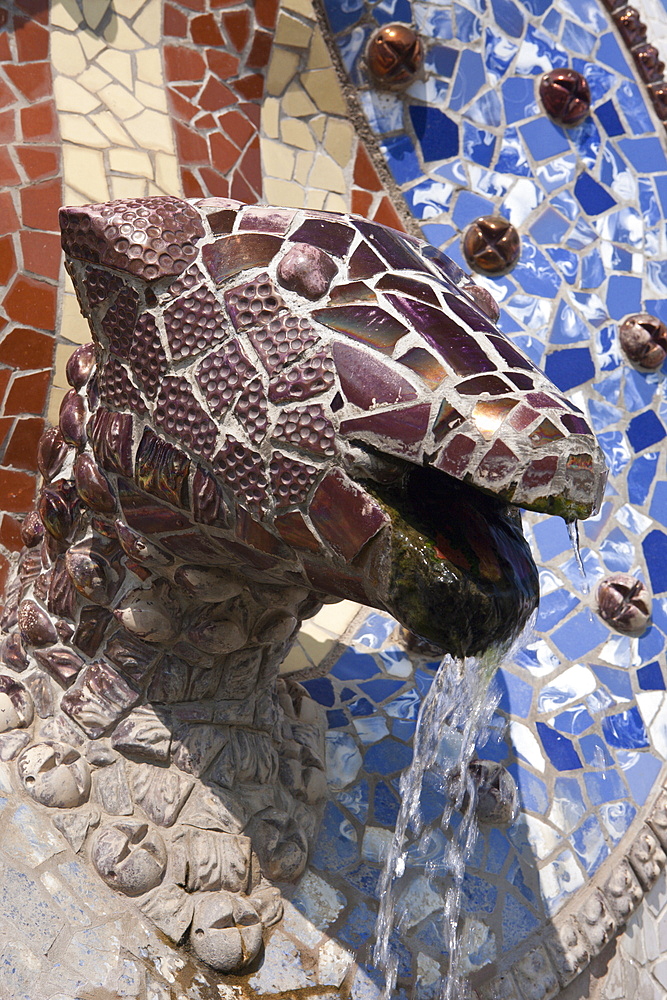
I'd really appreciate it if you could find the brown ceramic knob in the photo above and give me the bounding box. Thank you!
[613,6,647,47]
[649,81,667,120]
[597,574,651,635]
[634,44,665,84]
[539,69,591,127]
[462,216,521,277]
[366,23,423,89]
[619,313,667,369]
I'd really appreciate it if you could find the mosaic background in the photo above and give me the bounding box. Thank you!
[3,0,667,997]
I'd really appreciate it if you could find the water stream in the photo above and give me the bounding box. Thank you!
[373,652,502,1000]
[565,518,589,594]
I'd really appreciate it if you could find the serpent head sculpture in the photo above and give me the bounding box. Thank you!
[0,195,606,973]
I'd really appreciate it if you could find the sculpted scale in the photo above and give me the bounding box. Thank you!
[0,195,606,973]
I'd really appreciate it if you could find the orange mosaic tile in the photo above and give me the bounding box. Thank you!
[351,142,406,233]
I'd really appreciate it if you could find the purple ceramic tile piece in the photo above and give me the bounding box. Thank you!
[433,401,466,442]
[97,355,147,415]
[507,405,540,432]
[385,295,497,375]
[168,264,205,298]
[434,433,477,478]
[192,465,229,527]
[66,343,96,392]
[506,372,534,390]
[273,404,336,456]
[74,454,116,514]
[562,413,593,435]
[214,437,268,509]
[340,403,431,450]
[245,304,320,375]
[60,197,204,281]
[74,607,114,658]
[488,335,536,372]
[161,531,229,564]
[59,389,87,447]
[197,338,258,416]
[206,209,236,235]
[225,274,285,330]
[526,391,566,409]
[444,291,497,334]
[313,304,408,355]
[308,468,389,560]
[60,658,141,738]
[235,508,285,556]
[269,454,318,508]
[37,427,68,482]
[277,244,338,300]
[105,631,158,683]
[234,378,269,443]
[290,218,355,256]
[238,206,296,234]
[154,377,219,458]
[83,266,124,308]
[274,510,321,551]
[163,284,229,361]
[34,645,84,686]
[397,347,447,389]
[520,455,558,491]
[117,478,191,534]
[89,409,134,476]
[475,439,520,484]
[135,428,190,508]
[268,350,335,403]
[376,273,441,306]
[457,374,512,396]
[328,281,376,304]
[348,241,385,279]
[47,556,77,620]
[101,284,139,360]
[353,219,425,271]
[203,233,282,283]
[472,398,520,440]
[330,392,344,412]
[529,418,565,446]
[333,342,418,409]
[131,314,168,399]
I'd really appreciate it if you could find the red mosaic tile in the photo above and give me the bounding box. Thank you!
[20,231,61,280]
[210,131,241,172]
[4,61,51,101]
[222,9,250,50]
[0,33,10,62]
[174,121,208,163]
[191,12,223,44]
[182,168,206,198]
[238,136,261,193]
[175,0,206,9]
[0,513,25,552]
[14,16,49,60]
[20,101,58,141]
[352,190,374,216]
[164,3,188,35]
[247,30,272,68]
[0,468,38,512]
[0,79,15,110]
[206,49,240,78]
[0,373,11,410]
[372,196,405,232]
[165,44,207,81]
[220,109,254,148]
[19,177,60,231]
[3,416,44,471]
[0,148,19,186]
[230,171,255,205]
[3,275,56,328]
[194,112,216,129]
[4,370,50,415]
[15,0,49,22]
[16,145,59,180]
[199,76,236,111]
[354,144,383,192]
[0,192,19,234]
[0,328,53,368]
[0,235,16,285]
[199,166,230,197]
[233,74,263,100]
[255,0,279,29]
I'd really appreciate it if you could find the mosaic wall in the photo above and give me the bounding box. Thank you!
[2,0,667,997]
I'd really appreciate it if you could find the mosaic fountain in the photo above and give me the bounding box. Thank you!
[2,0,667,997]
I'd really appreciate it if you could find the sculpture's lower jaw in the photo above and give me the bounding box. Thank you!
[364,468,540,658]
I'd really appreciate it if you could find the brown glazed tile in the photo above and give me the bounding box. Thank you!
[233,74,263,100]
[3,416,44,471]
[194,112,217,130]
[0,31,11,61]
[0,468,37,512]
[0,193,19,234]
[352,190,374,217]
[16,146,58,180]
[237,136,261,193]
[240,101,261,127]
[164,3,188,36]
[0,235,17,286]
[169,90,199,122]
[14,17,49,60]
[3,276,56,328]
[206,49,240,79]
[372,196,405,232]
[191,13,223,44]
[0,414,11,449]
[19,178,61,232]
[247,30,272,69]
[230,171,255,205]
[0,148,20,186]
[222,9,250,50]
[199,166,231,197]
[0,78,15,109]
[174,121,209,164]
[4,62,51,101]
[20,101,58,141]
[165,44,207,81]
[209,131,240,171]
[0,327,53,368]
[0,373,11,409]
[20,231,62,280]
[198,75,236,111]
[0,513,25,552]
[176,0,206,10]
[0,110,15,144]
[354,144,383,192]
[255,0,279,29]
[4,370,50,415]
[219,110,255,148]
[182,169,206,198]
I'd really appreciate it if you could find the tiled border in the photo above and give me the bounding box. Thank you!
[0,0,61,589]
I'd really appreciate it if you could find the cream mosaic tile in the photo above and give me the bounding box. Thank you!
[275,11,313,48]
[59,114,110,148]
[99,83,143,119]
[281,118,316,150]
[111,175,148,199]
[63,147,109,202]
[266,50,301,97]
[108,147,153,177]
[50,32,87,76]
[90,112,134,147]
[135,49,163,86]
[124,109,174,153]
[301,68,348,115]
[134,80,168,113]
[54,76,101,114]
[51,0,81,31]
[97,49,134,89]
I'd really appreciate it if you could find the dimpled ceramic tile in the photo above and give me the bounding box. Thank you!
[284,0,667,994]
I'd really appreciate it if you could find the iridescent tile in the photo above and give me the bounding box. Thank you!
[443,291,496,334]
[433,401,465,441]
[238,206,296,234]
[529,418,565,446]
[376,274,441,306]
[385,295,497,376]
[135,427,189,508]
[161,531,229,564]
[89,409,133,477]
[333,343,418,409]
[291,219,355,257]
[348,242,385,279]
[562,413,593,435]
[117,479,190,534]
[312,304,409,354]
[566,452,596,498]
[433,433,477,477]
[520,456,558,491]
[507,404,540,432]
[472,398,519,440]
[329,282,376,304]
[506,373,534,390]
[397,347,448,389]
[526,391,566,409]
[340,403,431,449]
[274,510,321,552]
[421,244,468,285]
[457,375,513,396]
[308,469,389,560]
[353,219,426,271]
[488,335,536,372]
[236,508,284,556]
[475,440,519,484]
[203,233,282,283]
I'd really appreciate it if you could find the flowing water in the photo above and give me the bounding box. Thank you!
[373,652,502,1000]
[566,518,589,593]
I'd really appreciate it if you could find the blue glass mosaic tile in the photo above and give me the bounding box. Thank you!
[637,661,666,691]
[627,410,666,452]
[536,723,582,771]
